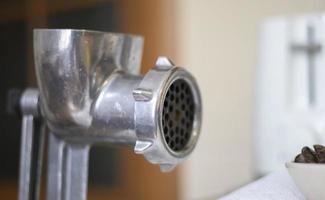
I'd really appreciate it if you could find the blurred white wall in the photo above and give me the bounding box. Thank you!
[175,0,325,199]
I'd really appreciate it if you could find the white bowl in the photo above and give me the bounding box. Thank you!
[286,162,325,200]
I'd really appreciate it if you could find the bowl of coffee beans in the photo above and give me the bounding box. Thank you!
[286,145,325,200]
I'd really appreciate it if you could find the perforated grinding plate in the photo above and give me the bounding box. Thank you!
[162,79,195,152]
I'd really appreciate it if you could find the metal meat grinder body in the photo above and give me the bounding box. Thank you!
[17,29,202,200]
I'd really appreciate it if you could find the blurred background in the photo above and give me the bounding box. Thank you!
[1,0,325,199]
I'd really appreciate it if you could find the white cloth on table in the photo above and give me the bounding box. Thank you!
[219,169,306,200]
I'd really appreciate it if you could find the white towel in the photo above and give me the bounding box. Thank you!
[219,170,306,200]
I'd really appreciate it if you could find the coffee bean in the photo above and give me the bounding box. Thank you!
[295,153,308,163]
[301,146,318,163]
[294,145,325,164]
[314,145,325,163]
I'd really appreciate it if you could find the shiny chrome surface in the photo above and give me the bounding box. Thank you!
[134,57,202,171]
[34,29,143,134]
[24,29,203,200]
